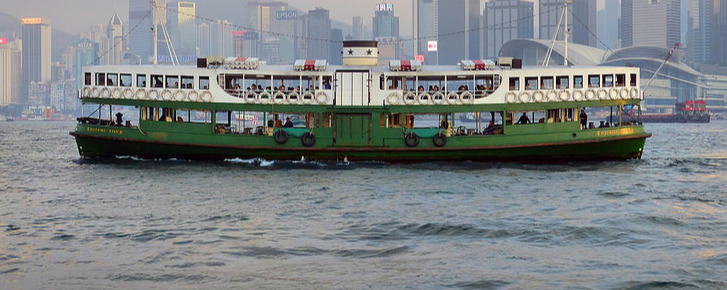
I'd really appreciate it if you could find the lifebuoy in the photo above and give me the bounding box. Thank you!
[573,90,584,101]
[630,87,639,99]
[82,87,91,98]
[620,88,629,99]
[136,89,147,100]
[432,92,445,105]
[302,91,315,104]
[123,88,134,99]
[162,89,173,101]
[559,90,571,101]
[404,132,419,147]
[315,92,328,104]
[518,91,532,103]
[287,92,300,104]
[301,132,316,147]
[274,130,289,144]
[433,133,446,147]
[188,91,199,102]
[597,89,608,100]
[273,91,286,104]
[547,90,558,102]
[609,88,618,100]
[259,92,271,104]
[174,90,185,101]
[245,91,257,103]
[101,88,111,98]
[532,90,545,102]
[404,92,417,105]
[111,88,122,99]
[418,92,431,105]
[200,91,213,102]
[91,87,100,98]
[585,89,597,101]
[148,89,160,100]
[505,92,518,103]
[446,92,459,105]
[460,91,474,104]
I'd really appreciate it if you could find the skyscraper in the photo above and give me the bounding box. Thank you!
[437,0,480,64]
[306,8,331,60]
[352,16,364,39]
[22,18,52,104]
[621,0,680,48]
[248,1,300,63]
[687,0,713,63]
[1,40,22,106]
[107,12,123,65]
[167,1,197,58]
[373,3,399,39]
[412,0,438,57]
[128,0,154,62]
[540,0,596,47]
[483,0,533,59]
[712,0,727,65]
[597,0,620,49]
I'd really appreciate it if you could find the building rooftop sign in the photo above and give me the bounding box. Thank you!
[21,18,43,24]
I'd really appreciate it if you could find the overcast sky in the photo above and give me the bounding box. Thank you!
[4,0,606,36]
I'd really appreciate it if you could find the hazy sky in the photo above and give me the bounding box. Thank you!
[4,0,607,36]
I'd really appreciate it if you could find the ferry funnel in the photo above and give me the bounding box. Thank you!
[342,40,378,66]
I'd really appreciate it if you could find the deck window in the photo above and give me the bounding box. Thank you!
[181,76,193,89]
[574,76,584,88]
[151,75,164,88]
[120,74,132,87]
[588,75,600,88]
[96,73,106,86]
[137,74,147,88]
[525,77,538,90]
[557,76,569,89]
[107,73,118,86]
[602,75,613,87]
[166,75,179,89]
[509,77,520,90]
[630,73,637,86]
[84,73,92,86]
[616,74,626,87]
[199,77,209,90]
[540,77,554,90]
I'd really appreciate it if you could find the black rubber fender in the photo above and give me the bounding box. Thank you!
[274,130,289,144]
[433,133,447,147]
[301,132,316,147]
[404,132,420,147]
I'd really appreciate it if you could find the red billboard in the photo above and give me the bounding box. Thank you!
[0,38,7,45]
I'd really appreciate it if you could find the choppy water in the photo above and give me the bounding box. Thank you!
[1,121,726,289]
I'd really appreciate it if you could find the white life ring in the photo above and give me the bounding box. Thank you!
[162,89,173,101]
[418,92,431,105]
[518,91,532,103]
[200,91,213,102]
[136,89,148,100]
[460,91,474,104]
[573,90,585,101]
[273,91,286,104]
[585,89,597,101]
[101,88,111,98]
[446,92,459,105]
[188,90,199,102]
[630,87,639,99]
[174,90,185,101]
[111,88,122,99]
[386,92,401,105]
[532,90,545,103]
[287,92,300,104]
[244,91,257,103]
[559,90,571,101]
[505,92,518,104]
[315,92,329,104]
[620,88,629,99]
[609,88,619,100]
[82,87,91,98]
[597,89,608,100]
[148,89,160,100]
[546,90,558,102]
[302,91,315,104]
[91,87,100,98]
[431,92,445,105]
[258,92,271,104]
[123,88,134,99]
[404,91,417,105]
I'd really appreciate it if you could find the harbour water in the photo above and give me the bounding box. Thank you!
[1,121,726,288]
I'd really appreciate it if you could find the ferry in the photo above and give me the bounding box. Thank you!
[70,40,651,162]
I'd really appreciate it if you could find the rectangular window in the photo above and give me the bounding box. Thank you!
[120,74,132,87]
[107,73,118,86]
[84,72,92,86]
[96,73,106,86]
[199,76,210,90]
[574,76,583,88]
[151,75,164,88]
[630,73,637,86]
[137,74,147,87]
[588,75,600,88]
[525,77,538,90]
[181,76,194,89]
[602,75,613,87]
[616,74,626,87]
[509,77,520,90]
[166,75,179,88]
[557,76,569,89]
[540,76,554,90]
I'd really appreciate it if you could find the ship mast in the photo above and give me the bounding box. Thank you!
[542,0,571,66]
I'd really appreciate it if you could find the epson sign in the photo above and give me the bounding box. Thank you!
[276,10,297,20]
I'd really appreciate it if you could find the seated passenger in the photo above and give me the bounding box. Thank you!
[283,117,294,127]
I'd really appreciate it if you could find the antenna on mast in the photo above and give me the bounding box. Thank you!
[151,0,179,65]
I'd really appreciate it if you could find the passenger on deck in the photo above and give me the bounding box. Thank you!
[324,81,331,89]
[283,117,294,127]
[516,112,530,124]
[580,109,588,129]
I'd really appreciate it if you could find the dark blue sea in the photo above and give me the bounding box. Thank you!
[1,121,726,289]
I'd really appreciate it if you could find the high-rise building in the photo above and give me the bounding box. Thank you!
[75,38,99,93]
[22,18,52,104]
[167,1,197,58]
[373,4,399,39]
[597,0,620,49]
[482,0,533,59]
[248,1,300,63]
[712,0,727,65]
[330,29,344,65]
[540,0,596,47]
[412,0,438,58]
[1,40,22,106]
[687,0,713,63]
[437,0,480,64]
[307,8,331,60]
[107,12,123,65]
[352,16,364,39]
[128,0,154,62]
[621,0,680,48]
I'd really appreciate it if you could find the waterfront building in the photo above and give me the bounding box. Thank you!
[482,0,534,60]
[22,18,52,104]
[0,40,22,106]
[306,8,331,60]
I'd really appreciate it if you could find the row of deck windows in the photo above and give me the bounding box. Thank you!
[85,72,210,90]
[509,73,637,91]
